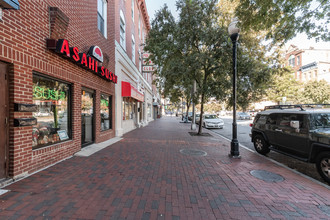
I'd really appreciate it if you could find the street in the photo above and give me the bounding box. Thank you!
[203,116,328,185]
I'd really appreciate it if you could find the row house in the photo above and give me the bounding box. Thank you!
[114,0,155,136]
[285,45,330,83]
[0,0,155,181]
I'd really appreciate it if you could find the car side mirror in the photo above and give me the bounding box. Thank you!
[290,120,300,132]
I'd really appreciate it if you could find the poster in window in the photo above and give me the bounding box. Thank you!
[57,130,69,141]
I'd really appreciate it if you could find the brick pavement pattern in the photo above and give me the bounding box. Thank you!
[0,117,329,219]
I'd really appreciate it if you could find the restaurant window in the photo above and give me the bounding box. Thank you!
[32,74,71,149]
[101,94,112,131]
[97,0,107,38]
[148,103,151,118]
[123,97,133,120]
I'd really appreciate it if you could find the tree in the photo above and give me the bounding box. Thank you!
[302,80,330,103]
[266,67,302,104]
[233,0,330,44]
[146,0,275,134]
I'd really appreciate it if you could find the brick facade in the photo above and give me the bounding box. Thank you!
[0,0,116,178]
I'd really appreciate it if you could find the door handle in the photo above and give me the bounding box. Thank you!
[275,129,282,132]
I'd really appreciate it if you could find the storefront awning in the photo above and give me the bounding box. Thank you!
[122,81,144,102]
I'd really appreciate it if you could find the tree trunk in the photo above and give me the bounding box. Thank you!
[198,93,205,135]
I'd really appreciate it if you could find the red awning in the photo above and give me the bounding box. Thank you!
[122,81,144,102]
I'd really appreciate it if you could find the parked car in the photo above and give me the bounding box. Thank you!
[237,112,251,120]
[248,110,258,118]
[250,104,330,184]
[200,114,224,129]
[187,112,194,121]
[195,113,201,124]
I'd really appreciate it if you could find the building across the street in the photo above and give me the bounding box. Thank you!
[0,0,158,181]
[285,45,330,83]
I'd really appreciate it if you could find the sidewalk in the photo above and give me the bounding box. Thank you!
[0,116,329,219]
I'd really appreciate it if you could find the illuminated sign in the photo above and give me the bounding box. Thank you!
[33,86,66,101]
[101,99,109,107]
[47,39,117,84]
[88,46,103,63]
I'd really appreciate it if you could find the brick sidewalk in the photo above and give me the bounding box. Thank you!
[0,117,329,219]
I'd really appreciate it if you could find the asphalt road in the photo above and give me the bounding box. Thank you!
[205,116,328,185]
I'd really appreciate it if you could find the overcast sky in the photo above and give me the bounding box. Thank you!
[144,0,329,50]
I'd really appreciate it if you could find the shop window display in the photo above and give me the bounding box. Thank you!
[32,74,71,149]
[123,97,134,120]
[101,94,112,131]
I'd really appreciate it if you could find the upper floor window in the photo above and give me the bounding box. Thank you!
[97,0,107,38]
[131,0,134,20]
[289,55,295,67]
[297,56,300,66]
[120,11,126,50]
[138,15,141,38]
[132,35,135,64]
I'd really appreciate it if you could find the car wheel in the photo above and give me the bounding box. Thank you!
[315,152,330,184]
[253,135,270,155]
[203,122,206,128]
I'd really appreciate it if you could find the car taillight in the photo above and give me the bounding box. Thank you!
[249,123,253,127]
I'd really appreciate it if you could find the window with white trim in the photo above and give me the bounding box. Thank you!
[138,15,141,38]
[132,35,135,64]
[289,55,295,67]
[139,50,142,72]
[97,0,107,38]
[131,0,134,20]
[120,11,126,50]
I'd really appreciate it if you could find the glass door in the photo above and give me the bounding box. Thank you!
[81,88,94,147]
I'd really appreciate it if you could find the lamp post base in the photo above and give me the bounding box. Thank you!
[229,141,241,158]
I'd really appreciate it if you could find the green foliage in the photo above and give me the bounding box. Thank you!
[234,0,330,44]
[266,68,302,104]
[302,80,330,103]
[146,0,276,133]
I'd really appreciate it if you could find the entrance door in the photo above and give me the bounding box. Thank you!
[0,61,9,179]
[81,89,94,147]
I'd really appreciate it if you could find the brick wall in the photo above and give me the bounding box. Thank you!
[114,0,150,68]
[0,0,116,177]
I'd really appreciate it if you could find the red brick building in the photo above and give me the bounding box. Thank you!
[114,0,155,136]
[0,0,117,180]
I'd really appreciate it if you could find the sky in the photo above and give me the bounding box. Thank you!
[144,0,330,50]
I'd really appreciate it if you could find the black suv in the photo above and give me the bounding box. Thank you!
[250,105,330,184]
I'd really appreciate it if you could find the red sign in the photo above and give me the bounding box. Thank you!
[88,46,103,63]
[122,81,144,102]
[47,39,117,84]
[143,66,155,72]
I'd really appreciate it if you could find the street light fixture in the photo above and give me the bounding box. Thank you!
[228,18,241,158]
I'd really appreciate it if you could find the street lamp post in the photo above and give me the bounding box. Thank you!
[228,18,241,158]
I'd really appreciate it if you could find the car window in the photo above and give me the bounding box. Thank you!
[205,115,217,119]
[278,114,307,134]
[310,113,330,128]
[266,114,277,125]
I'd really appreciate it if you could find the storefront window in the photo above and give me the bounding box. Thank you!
[148,104,151,118]
[101,94,112,131]
[32,74,71,149]
[123,97,134,120]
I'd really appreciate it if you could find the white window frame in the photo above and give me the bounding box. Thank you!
[139,50,142,72]
[131,0,134,20]
[97,0,107,38]
[138,14,141,38]
[132,35,135,64]
[120,11,126,50]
